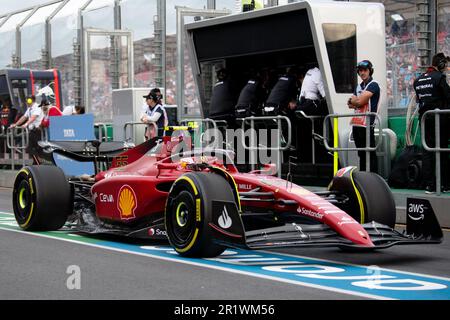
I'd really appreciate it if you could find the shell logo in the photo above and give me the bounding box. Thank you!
[117,185,137,220]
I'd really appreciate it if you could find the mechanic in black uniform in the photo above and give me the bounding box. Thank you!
[209,68,238,128]
[264,67,302,115]
[413,52,450,193]
[263,67,304,161]
[235,71,266,118]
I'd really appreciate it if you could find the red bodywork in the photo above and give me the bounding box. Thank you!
[91,136,374,247]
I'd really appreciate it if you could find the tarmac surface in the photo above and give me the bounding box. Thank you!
[0,187,449,300]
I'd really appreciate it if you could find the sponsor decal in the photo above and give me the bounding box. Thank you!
[117,185,137,220]
[338,216,358,226]
[298,207,324,220]
[408,214,425,221]
[114,156,128,167]
[407,202,427,221]
[218,206,233,229]
[149,228,167,237]
[239,184,253,190]
[99,193,114,203]
[336,167,353,177]
[63,129,75,138]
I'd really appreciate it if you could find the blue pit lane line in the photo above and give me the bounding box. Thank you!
[0,211,449,300]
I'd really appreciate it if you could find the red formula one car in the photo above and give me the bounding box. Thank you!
[12,129,443,257]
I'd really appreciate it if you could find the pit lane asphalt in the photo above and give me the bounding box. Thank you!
[0,187,449,300]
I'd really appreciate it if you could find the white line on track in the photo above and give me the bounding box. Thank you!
[0,211,450,281]
[0,220,386,300]
[1,210,449,298]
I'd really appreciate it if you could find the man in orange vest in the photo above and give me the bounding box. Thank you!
[347,60,380,173]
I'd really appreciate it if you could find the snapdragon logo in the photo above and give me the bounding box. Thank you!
[66,265,81,290]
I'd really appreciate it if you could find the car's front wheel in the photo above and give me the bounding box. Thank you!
[165,172,237,257]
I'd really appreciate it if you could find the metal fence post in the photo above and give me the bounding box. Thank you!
[435,111,441,196]
[323,113,383,174]
[421,109,450,196]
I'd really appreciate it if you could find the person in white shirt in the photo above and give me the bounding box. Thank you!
[296,65,328,116]
[62,105,85,115]
[141,88,168,140]
[10,95,44,158]
[10,95,43,130]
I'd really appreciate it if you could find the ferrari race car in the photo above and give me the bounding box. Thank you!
[12,129,443,257]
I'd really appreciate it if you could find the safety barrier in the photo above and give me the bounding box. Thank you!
[421,109,450,196]
[241,116,292,178]
[95,122,110,142]
[123,121,157,143]
[179,118,221,149]
[5,127,30,170]
[323,112,382,173]
[296,111,324,165]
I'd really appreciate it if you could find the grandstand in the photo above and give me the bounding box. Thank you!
[0,0,448,117]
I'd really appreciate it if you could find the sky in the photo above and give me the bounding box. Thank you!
[0,0,44,16]
[0,0,240,16]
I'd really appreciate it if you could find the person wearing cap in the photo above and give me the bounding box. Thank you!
[413,52,450,193]
[141,88,168,139]
[10,95,44,157]
[10,95,43,130]
[347,60,380,173]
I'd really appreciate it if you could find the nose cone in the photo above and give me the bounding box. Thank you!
[324,213,374,246]
[339,222,374,246]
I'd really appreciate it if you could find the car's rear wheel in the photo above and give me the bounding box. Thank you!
[12,166,72,231]
[165,172,236,257]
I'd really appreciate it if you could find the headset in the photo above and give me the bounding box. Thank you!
[356,60,374,76]
[148,92,159,102]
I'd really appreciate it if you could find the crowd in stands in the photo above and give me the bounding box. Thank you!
[385,17,450,108]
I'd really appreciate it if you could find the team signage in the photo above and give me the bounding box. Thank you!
[48,114,96,141]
